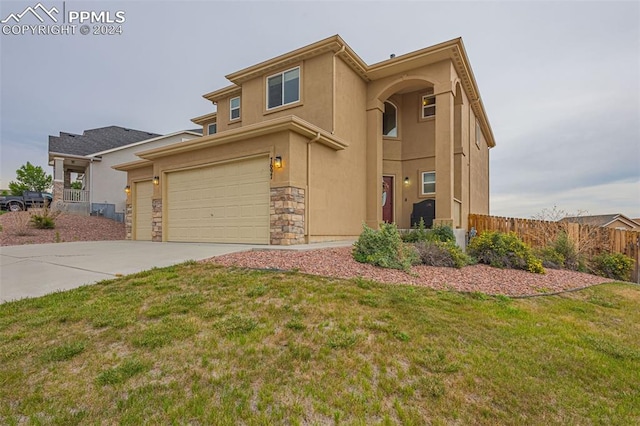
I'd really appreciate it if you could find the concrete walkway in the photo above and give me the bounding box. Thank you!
[0,239,355,303]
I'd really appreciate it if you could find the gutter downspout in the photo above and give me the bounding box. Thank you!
[89,158,94,215]
[306,132,321,241]
[332,45,346,135]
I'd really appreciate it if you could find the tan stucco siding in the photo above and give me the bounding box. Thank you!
[236,52,334,134]
[469,108,490,215]
[127,165,154,188]
[306,56,367,239]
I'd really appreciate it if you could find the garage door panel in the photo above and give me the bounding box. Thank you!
[134,180,153,241]
[166,156,269,244]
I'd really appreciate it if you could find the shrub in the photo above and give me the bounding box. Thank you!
[590,252,634,281]
[30,204,60,229]
[467,231,544,274]
[536,231,585,271]
[401,219,455,244]
[31,214,56,229]
[353,222,418,272]
[415,240,470,268]
[401,218,429,243]
[431,225,455,243]
[537,246,565,269]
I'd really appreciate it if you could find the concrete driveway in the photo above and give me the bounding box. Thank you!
[0,241,260,303]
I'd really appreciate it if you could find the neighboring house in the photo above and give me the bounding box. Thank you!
[561,214,640,231]
[48,126,200,221]
[116,35,496,244]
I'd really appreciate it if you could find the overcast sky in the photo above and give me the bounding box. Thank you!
[1,0,638,219]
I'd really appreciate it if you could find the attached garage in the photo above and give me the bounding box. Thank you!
[165,156,270,244]
[134,180,153,241]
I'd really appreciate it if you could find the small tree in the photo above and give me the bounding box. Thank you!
[532,206,604,267]
[9,162,53,195]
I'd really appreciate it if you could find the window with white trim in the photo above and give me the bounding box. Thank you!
[208,122,217,135]
[421,88,436,118]
[382,101,398,137]
[267,67,300,109]
[230,96,240,120]
[421,172,435,194]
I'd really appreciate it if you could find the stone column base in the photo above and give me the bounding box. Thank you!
[152,199,162,242]
[125,204,132,240]
[270,187,305,245]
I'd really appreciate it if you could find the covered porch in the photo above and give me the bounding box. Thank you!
[50,155,95,215]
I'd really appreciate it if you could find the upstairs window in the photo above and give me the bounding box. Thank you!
[421,172,435,194]
[230,96,240,120]
[421,88,436,118]
[208,122,217,135]
[382,101,398,137]
[267,67,300,109]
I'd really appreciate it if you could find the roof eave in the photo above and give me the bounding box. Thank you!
[137,115,348,160]
[112,159,153,171]
[225,34,369,85]
[203,84,241,103]
[191,112,218,125]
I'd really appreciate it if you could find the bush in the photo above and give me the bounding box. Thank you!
[467,231,544,274]
[590,252,634,281]
[537,231,586,271]
[31,214,56,229]
[415,240,470,268]
[401,218,429,243]
[401,219,455,244]
[353,223,418,272]
[537,246,565,269]
[30,205,60,229]
[431,226,455,243]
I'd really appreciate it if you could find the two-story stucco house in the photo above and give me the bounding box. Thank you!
[116,35,496,245]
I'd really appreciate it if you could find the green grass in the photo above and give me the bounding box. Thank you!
[1,263,639,424]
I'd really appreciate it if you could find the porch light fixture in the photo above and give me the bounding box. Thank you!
[404,177,410,185]
[124,185,131,194]
[274,156,283,169]
[153,176,160,185]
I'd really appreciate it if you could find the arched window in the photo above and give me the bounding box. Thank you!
[382,101,398,137]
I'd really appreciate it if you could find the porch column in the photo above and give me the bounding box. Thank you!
[53,157,64,205]
[434,87,455,227]
[365,100,384,228]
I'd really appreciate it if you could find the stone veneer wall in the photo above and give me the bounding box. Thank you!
[152,199,162,242]
[52,181,64,206]
[270,186,305,245]
[125,204,132,240]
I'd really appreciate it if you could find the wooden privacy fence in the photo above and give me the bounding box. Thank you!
[468,214,640,282]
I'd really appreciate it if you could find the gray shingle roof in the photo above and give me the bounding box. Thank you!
[560,214,640,228]
[48,126,161,156]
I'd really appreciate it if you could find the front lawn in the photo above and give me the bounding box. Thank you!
[1,263,638,424]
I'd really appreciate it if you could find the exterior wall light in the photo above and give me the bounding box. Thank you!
[404,177,410,185]
[274,156,283,169]
[153,176,160,185]
[125,185,131,194]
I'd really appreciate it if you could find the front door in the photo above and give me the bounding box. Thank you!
[382,176,393,223]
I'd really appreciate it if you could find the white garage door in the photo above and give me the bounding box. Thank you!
[166,156,270,243]
[134,180,153,241]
